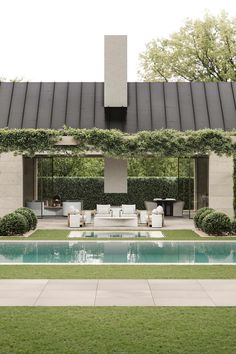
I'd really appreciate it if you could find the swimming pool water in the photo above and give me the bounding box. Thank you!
[0,241,236,264]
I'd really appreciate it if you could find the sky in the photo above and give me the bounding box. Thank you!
[0,0,235,82]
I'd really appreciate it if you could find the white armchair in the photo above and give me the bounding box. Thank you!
[26,201,44,217]
[173,201,184,217]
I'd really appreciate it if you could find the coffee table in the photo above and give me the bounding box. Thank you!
[94,216,138,227]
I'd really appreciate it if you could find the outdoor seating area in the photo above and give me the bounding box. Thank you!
[25,199,190,229]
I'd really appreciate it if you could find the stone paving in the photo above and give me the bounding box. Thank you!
[0,279,236,306]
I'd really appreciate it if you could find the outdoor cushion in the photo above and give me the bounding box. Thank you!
[121,204,136,214]
[152,208,159,215]
[97,204,111,214]
[157,206,164,214]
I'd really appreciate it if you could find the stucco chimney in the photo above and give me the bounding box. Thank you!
[104,35,127,107]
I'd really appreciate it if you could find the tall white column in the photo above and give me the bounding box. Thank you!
[208,153,234,217]
[0,153,23,217]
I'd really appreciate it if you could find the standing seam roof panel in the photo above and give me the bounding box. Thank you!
[80,83,95,128]
[37,83,54,128]
[125,83,137,133]
[205,83,224,129]
[0,83,14,128]
[191,83,210,129]
[22,83,41,128]
[94,83,106,129]
[164,83,181,130]
[150,83,166,130]
[66,83,82,128]
[177,83,195,131]
[51,83,68,129]
[136,83,152,131]
[218,82,236,131]
[8,83,27,129]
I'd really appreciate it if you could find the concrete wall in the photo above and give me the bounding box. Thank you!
[0,153,23,217]
[209,153,234,217]
[104,157,127,193]
[104,35,127,107]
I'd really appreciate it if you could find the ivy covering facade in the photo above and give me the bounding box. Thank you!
[0,127,234,157]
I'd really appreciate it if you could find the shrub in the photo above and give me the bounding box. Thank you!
[194,207,214,229]
[15,207,37,230]
[0,212,28,236]
[231,219,236,234]
[202,212,231,235]
[197,210,215,230]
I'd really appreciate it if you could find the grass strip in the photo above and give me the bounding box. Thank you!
[0,265,236,279]
[0,307,235,354]
[1,229,236,240]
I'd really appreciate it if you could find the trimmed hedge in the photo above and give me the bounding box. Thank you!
[38,177,194,210]
[0,212,28,236]
[193,207,214,229]
[15,207,38,230]
[202,212,231,235]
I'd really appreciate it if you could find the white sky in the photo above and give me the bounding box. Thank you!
[0,0,235,81]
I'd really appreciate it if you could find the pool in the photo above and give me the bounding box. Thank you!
[1,241,236,264]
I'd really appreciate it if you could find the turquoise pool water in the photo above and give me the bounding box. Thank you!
[0,241,236,264]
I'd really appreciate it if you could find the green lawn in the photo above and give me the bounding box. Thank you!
[0,307,235,354]
[0,264,236,279]
[1,229,236,240]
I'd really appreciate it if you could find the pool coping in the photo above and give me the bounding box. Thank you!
[0,262,236,265]
[0,239,236,243]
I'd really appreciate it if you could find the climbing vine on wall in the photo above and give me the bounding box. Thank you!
[0,127,234,157]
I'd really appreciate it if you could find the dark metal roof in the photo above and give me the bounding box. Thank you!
[0,82,235,132]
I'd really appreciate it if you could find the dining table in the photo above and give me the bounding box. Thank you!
[153,198,176,216]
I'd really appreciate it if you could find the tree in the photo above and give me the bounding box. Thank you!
[139,12,236,82]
